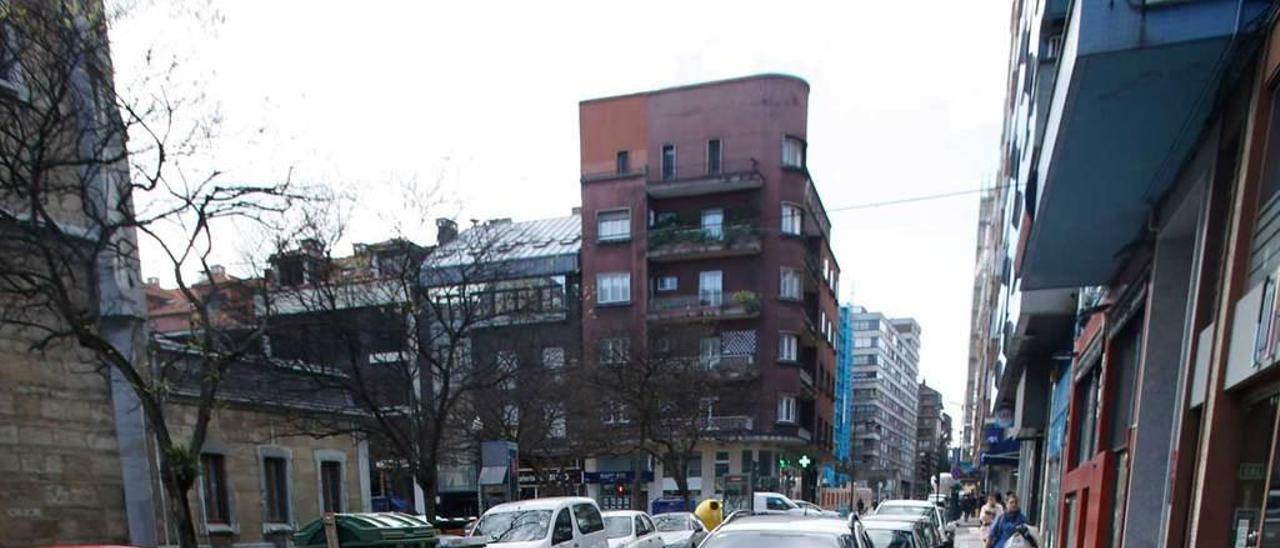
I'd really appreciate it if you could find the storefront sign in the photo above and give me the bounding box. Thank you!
[519,468,583,486]
[584,471,654,484]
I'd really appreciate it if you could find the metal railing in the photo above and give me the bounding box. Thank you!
[649,291,761,316]
[647,157,761,185]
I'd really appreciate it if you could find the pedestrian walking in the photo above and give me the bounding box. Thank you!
[978,493,1004,545]
[986,495,1035,548]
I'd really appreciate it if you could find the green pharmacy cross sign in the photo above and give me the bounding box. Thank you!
[798,455,811,469]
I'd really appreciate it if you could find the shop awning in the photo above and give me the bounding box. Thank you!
[478,466,508,485]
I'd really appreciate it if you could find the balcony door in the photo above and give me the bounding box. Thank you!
[699,271,723,306]
[702,209,724,240]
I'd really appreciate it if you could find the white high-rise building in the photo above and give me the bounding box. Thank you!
[846,306,921,500]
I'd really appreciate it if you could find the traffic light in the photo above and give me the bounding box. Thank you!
[615,483,625,497]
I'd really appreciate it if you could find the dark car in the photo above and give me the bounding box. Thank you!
[697,513,874,548]
[860,515,939,548]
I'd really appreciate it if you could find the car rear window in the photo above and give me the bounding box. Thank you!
[604,516,633,539]
[573,503,605,534]
[865,528,916,548]
[876,505,932,518]
[700,531,854,548]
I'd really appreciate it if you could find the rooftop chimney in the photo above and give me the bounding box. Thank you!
[571,206,582,215]
[146,277,160,287]
[436,218,458,246]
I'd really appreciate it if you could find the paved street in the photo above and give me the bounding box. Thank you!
[954,521,984,548]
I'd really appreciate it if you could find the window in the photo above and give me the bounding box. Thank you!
[782,136,805,168]
[656,276,678,292]
[686,454,703,478]
[780,267,801,300]
[616,150,630,174]
[501,404,520,427]
[603,400,629,424]
[497,351,518,390]
[553,509,574,544]
[699,271,723,306]
[767,496,792,511]
[262,455,290,524]
[707,139,722,175]
[598,209,631,242]
[600,337,629,365]
[635,516,650,537]
[781,204,803,235]
[548,404,566,439]
[854,336,876,348]
[597,273,631,305]
[779,333,798,362]
[701,209,724,239]
[201,454,231,525]
[777,395,797,424]
[320,460,343,513]
[542,347,565,369]
[823,258,830,282]
[700,337,722,369]
[662,144,676,180]
[573,503,605,534]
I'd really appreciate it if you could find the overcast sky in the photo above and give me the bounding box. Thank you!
[110,0,1011,429]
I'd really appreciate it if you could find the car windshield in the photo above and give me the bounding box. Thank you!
[654,515,693,532]
[865,528,917,548]
[473,510,552,543]
[604,516,633,539]
[700,531,854,548]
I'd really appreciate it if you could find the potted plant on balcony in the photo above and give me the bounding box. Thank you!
[731,290,760,314]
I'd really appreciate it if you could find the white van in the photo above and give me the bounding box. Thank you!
[470,497,610,548]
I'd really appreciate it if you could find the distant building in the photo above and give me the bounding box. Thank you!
[577,74,842,508]
[846,306,920,499]
[915,381,950,497]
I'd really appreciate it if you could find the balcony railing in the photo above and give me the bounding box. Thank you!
[647,158,764,198]
[648,224,762,262]
[648,291,761,323]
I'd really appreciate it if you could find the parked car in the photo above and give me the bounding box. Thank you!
[697,513,874,547]
[860,515,935,548]
[470,497,609,548]
[651,512,707,548]
[873,499,952,547]
[750,491,809,515]
[794,500,842,518]
[602,510,663,548]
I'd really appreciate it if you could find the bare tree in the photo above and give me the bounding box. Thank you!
[590,322,759,508]
[0,2,302,545]
[263,212,567,518]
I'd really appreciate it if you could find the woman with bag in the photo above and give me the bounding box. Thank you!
[986,495,1036,548]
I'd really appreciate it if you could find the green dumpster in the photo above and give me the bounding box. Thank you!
[294,512,439,548]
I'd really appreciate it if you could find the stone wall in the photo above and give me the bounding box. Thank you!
[166,403,366,548]
[0,340,131,546]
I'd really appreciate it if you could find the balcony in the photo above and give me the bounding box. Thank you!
[648,292,761,323]
[1022,0,1271,289]
[648,224,762,262]
[698,354,759,380]
[798,427,812,441]
[647,158,764,198]
[703,415,754,433]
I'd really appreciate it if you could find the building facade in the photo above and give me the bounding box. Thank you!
[846,306,920,500]
[915,382,950,498]
[578,75,842,509]
[973,0,1280,547]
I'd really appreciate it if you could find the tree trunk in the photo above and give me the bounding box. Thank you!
[630,454,645,511]
[671,456,693,510]
[160,456,199,548]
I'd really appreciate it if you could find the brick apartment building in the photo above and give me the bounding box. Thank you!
[577,74,842,508]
